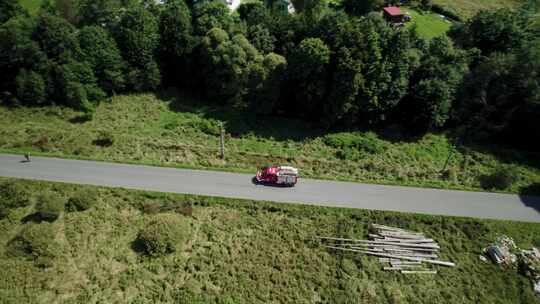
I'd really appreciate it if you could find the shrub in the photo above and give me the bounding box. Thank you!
[15,69,47,105]
[66,189,98,212]
[480,166,519,190]
[140,200,161,214]
[0,180,31,218]
[136,213,191,257]
[186,118,220,136]
[35,192,65,221]
[324,132,385,154]
[162,201,193,217]
[7,222,59,266]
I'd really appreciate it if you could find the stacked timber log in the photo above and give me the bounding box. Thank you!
[318,224,455,274]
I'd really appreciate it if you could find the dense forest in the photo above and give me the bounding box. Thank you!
[0,0,539,151]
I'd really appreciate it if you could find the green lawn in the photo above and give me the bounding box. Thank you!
[404,8,452,39]
[431,0,525,19]
[1,178,539,303]
[1,93,539,194]
[19,0,43,15]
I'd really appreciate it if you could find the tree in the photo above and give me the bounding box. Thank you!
[342,0,383,16]
[287,37,330,117]
[0,0,26,24]
[114,7,159,68]
[0,16,47,96]
[325,47,362,126]
[159,0,194,58]
[158,0,194,85]
[455,39,540,150]
[78,26,125,93]
[54,60,105,109]
[33,13,80,61]
[403,36,472,131]
[248,24,276,54]
[237,1,270,27]
[78,0,123,26]
[247,52,287,114]
[114,7,160,90]
[15,69,47,105]
[449,9,526,56]
[200,28,263,104]
[410,79,452,129]
[55,0,80,24]
[192,0,240,36]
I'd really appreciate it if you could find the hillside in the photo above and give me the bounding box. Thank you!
[1,93,539,194]
[1,178,539,303]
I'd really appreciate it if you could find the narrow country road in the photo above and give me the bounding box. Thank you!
[0,153,539,222]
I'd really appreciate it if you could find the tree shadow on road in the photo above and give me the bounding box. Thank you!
[519,183,540,215]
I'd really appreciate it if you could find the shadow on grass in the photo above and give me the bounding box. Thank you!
[92,138,113,147]
[158,88,540,174]
[69,115,89,124]
[519,183,540,214]
[130,237,146,255]
[21,213,56,224]
[158,89,326,141]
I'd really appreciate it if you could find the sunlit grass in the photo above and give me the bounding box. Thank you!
[404,8,452,39]
[1,178,539,303]
[1,92,539,194]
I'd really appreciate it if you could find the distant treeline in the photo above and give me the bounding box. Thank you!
[0,0,538,150]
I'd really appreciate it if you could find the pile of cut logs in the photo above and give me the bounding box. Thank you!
[318,224,455,274]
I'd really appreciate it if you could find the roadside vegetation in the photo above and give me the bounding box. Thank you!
[1,93,539,194]
[1,0,538,194]
[1,178,539,303]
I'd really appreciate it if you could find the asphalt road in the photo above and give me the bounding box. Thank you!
[0,153,539,222]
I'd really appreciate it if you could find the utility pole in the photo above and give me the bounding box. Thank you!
[441,143,455,173]
[220,122,225,159]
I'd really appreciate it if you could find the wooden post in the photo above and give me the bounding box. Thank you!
[220,122,225,159]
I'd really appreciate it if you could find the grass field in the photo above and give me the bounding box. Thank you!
[1,93,539,194]
[431,0,525,19]
[404,8,452,39]
[0,178,539,303]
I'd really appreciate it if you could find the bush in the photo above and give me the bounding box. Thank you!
[136,213,191,257]
[188,118,220,136]
[7,222,59,266]
[66,189,98,212]
[140,200,161,214]
[324,132,385,154]
[0,180,31,218]
[35,192,65,221]
[480,166,519,190]
[15,69,47,105]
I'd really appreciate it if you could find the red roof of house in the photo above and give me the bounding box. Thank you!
[383,6,403,16]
